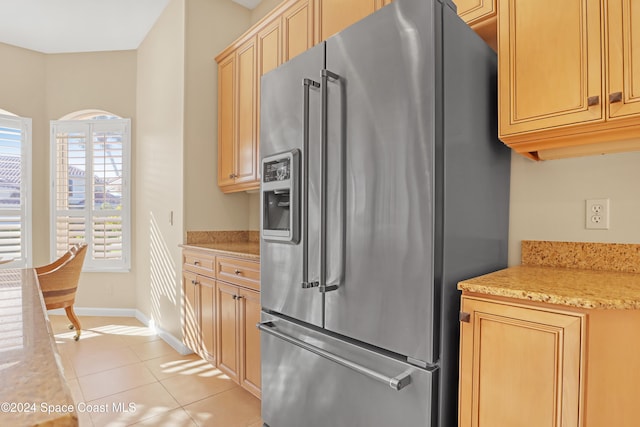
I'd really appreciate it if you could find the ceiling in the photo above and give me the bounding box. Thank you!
[0,0,263,54]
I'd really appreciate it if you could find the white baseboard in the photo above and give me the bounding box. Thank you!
[48,307,193,356]
[48,307,137,317]
[134,310,193,356]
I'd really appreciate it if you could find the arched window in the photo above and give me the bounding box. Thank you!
[0,110,32,267]
[50,110,131,271]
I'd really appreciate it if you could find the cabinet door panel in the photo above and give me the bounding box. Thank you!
[200,277,216,363]
[456,0,496,23]
[239,288,261,398]
[607,0,640,118]
[235,37,258,184]
[318,0,376,41]
[283,0,314,61]
[183,271,200,354]
[217,55,236,187]
[459,297,583,427]
[498,0,602,137]
[216,282,239,382]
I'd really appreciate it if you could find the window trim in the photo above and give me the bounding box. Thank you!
[0,114,32,268]
[50,118,131,272]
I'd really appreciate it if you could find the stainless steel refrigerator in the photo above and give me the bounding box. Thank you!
[258,0,510,425]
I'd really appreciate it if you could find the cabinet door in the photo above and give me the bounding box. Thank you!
[217,54,236,188]
[498,0,603,137]
[183,271,201,354]
[282,0,314,62]
[607,0,640,119]
[216,282,239,383]
[200,276,216,363]
[317,0,378,41]
[257,17,282,184]
[459,297,583,427]
[235,36,258,185]
[456,0,495,23]
[239,288,261,398]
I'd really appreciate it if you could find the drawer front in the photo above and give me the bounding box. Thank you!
[217,256,260,291]
[183,251,216,277]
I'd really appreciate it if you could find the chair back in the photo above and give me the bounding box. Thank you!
[36,244,88,310]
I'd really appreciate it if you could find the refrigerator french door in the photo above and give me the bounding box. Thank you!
[261,0,437,363]
[259,0,510,426]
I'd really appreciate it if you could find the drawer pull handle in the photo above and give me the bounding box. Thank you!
[609,92,623,103]
[258,321,412,391]
[587,95,599,106]
[194,261,200,266]
[234,269,242,275]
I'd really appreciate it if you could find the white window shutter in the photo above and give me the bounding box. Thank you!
[0,114,32,267]
[51,119,131,271]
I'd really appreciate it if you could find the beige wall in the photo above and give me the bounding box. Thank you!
[0,42,138,309]
[508,151,640,265]
[183,0,252,234]
[136,0,186,338]
[251,0,282,23]
[0,43,47,265]
[45,50,138,309]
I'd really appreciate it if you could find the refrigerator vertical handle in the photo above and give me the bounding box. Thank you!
[320,69,341,294]
[301,78,320,290]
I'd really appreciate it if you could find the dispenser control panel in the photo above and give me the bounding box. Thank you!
[261,150,300,243]
[264,157,291,182]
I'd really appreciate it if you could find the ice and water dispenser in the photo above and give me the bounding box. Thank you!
[261,150,299,243]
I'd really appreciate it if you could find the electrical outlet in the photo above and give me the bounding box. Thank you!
[586,199,610,230]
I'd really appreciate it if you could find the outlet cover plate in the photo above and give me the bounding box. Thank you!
[586,198,610,230]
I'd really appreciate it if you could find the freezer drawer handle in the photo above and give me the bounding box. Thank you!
[258,321,412,391]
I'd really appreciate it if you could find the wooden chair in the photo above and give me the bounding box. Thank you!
[36,244,88,341]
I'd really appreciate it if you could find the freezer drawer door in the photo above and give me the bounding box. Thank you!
[260,314,437,427]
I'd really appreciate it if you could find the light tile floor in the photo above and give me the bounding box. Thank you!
[49,315,263,427]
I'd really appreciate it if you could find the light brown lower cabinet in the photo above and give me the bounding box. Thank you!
[182,270,216,364]
[182,249,261,399]
[459,294,640,427]
[216,282,262,399]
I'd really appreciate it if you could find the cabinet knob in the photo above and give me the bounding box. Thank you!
[587,95,600,106]
[609,92,623,103]
[234,269,242,275]
[191,279,198,285]
[194,261,200,266]
[459,312,471,323]
[229,173,237,179]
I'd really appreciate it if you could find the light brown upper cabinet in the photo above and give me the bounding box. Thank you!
[455,0,497,51]
[498,0,640,160]
[216,35,259,193]
[316,0,378,41]
[216,0,393,193]
[607,0,640,119]
[282,0,314,61]
[216,0,312,193]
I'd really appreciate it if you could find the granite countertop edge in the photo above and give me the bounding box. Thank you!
[458,265,640,310]
[180,242,260,261]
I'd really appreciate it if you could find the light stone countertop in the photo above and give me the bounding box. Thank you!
[458,265,640,310]
[180,242,260,261]
[182,230,260,261]
[0,268,78,426]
